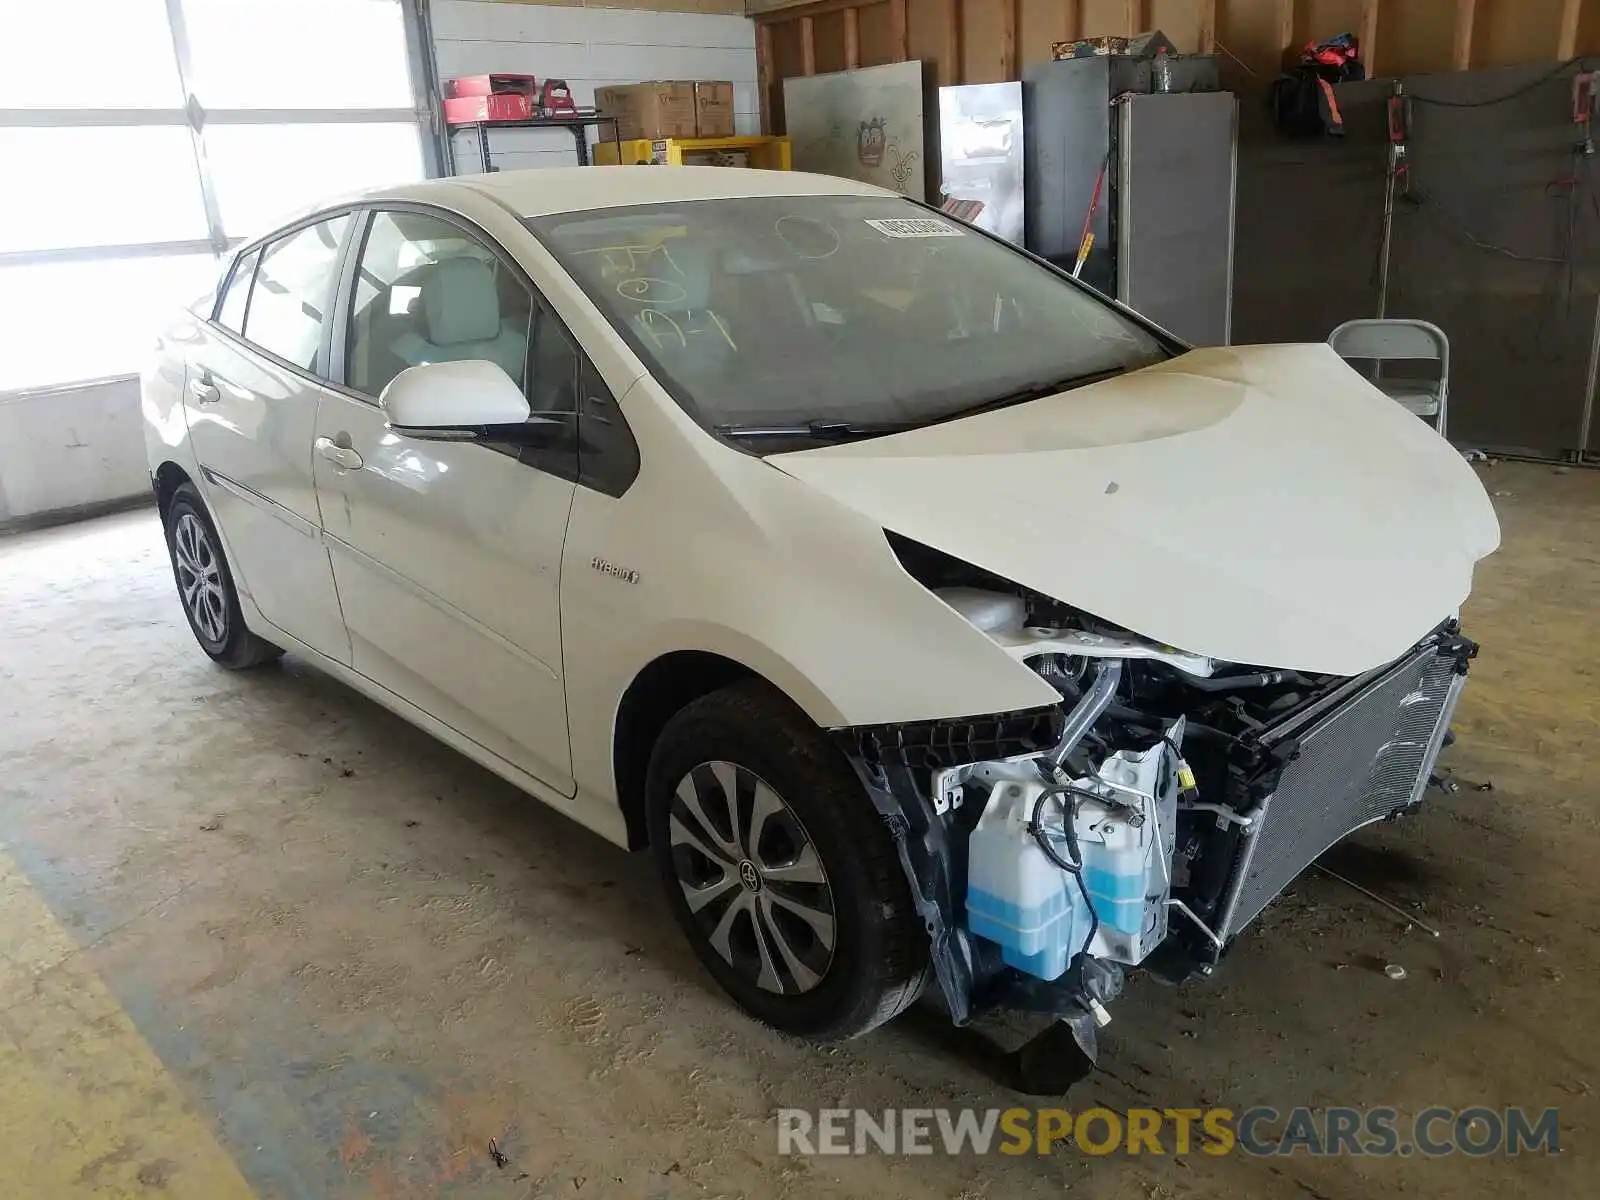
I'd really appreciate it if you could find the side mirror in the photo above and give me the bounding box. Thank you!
[380,359,532,440]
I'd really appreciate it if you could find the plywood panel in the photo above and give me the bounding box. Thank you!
[858,1,897,63]
[769,17,805,127]
[813,9,850,70]
[1018,0,1068,68]
[1148,0,1202,50]
[1081,0,1127,37]
[1580,0,1600,54]
[1215,0,1291,72]
[756,0,1592,99]
[1302,0,1367,47]
[906,0,954,82]
[963,0,1008,82]
[771,17,807,76]
[1379,0,1457,74]
[1477,0,1566,68]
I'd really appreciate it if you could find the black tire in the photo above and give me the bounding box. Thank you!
[646,680,930,1040]
[163,483,283,669]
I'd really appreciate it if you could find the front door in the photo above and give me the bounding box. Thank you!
[312,208,579,792]
[185,215,354,662]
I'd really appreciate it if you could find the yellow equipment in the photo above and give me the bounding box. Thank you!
[594,135,793,171]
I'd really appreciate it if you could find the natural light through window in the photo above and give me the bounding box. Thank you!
[0,0,424,392]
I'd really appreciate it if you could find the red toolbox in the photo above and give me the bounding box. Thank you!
[447,73,537,98]
[444,93,534,124]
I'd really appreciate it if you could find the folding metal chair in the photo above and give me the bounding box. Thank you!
[1328,318,1450,440]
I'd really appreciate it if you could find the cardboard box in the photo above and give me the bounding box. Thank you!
[693,81,735,138]
[448,74,537,98]
[443,93,534,124]
[594,82,697,141]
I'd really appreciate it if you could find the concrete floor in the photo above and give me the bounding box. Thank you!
[0,460,1594,1199]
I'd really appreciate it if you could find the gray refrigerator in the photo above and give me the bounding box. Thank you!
[1021,55,1237,347]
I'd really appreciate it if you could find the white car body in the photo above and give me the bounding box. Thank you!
[143,167,1498,1072]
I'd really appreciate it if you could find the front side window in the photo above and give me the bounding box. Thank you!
[215,248,259,334]
[242,214,350,371]
[530,196,1170,433]
[346,209,532,399]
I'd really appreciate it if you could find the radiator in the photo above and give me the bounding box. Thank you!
[1215,643,1467,941]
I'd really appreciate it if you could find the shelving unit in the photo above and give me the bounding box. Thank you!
[449,114,624,173]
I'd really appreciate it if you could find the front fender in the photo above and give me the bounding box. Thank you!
[560,383,1061,804]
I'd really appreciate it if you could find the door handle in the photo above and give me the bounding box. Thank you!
[314,436,364,471]
[188,377,221,405]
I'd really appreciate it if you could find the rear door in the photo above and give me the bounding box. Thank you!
[185,214,355,662]
[312,206,579,793]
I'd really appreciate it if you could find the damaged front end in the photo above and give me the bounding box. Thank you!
[834,550,1476,1090]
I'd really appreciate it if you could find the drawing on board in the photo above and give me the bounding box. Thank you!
[783,62,926,201]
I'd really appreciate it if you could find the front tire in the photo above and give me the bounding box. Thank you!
[163,483,283,669]
[646,680,930,1039]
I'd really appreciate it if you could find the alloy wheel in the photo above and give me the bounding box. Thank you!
[173,512,228,644]
[668,761,837,995]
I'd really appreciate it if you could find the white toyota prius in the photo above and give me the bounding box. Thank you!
[144,166,1499,1088]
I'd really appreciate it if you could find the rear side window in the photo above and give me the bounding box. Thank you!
[243,214,350,371]
[215,249,259,334]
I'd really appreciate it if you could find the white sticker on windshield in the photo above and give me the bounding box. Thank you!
[863,217,963,239]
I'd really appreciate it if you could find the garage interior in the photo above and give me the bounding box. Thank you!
[2,1,1597,1197]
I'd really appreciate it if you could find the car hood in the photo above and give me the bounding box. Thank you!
[764,343,1500,676]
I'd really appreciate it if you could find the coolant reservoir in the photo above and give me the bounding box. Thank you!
[1074,743,1177,964]
[1076,794,1172,963]
[965,781,1090,981]
[965,735,1180,974]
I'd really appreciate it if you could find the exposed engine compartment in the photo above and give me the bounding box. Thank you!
[930,581,1350,974]
[835,535,1476,1088]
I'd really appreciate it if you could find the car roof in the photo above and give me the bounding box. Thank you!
[358,165,897,218]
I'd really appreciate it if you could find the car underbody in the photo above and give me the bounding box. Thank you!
[834,542,1475,1090]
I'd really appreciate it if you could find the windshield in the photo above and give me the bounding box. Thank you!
[528,195,1170,431]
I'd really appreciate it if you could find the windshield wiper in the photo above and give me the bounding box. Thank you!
[715,419,918,441]
[715,367,1130,443]
[933,366,1130,425]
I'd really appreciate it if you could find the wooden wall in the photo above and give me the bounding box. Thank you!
[752,0,1600,130]
[476,0,748,13]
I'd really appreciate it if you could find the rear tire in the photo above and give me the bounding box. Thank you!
[646,680,930,1039]
[163,483,283,669]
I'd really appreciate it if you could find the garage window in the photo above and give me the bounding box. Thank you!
[0,0,432,394]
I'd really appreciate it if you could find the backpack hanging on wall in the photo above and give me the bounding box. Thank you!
[1270,33,1367,137]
